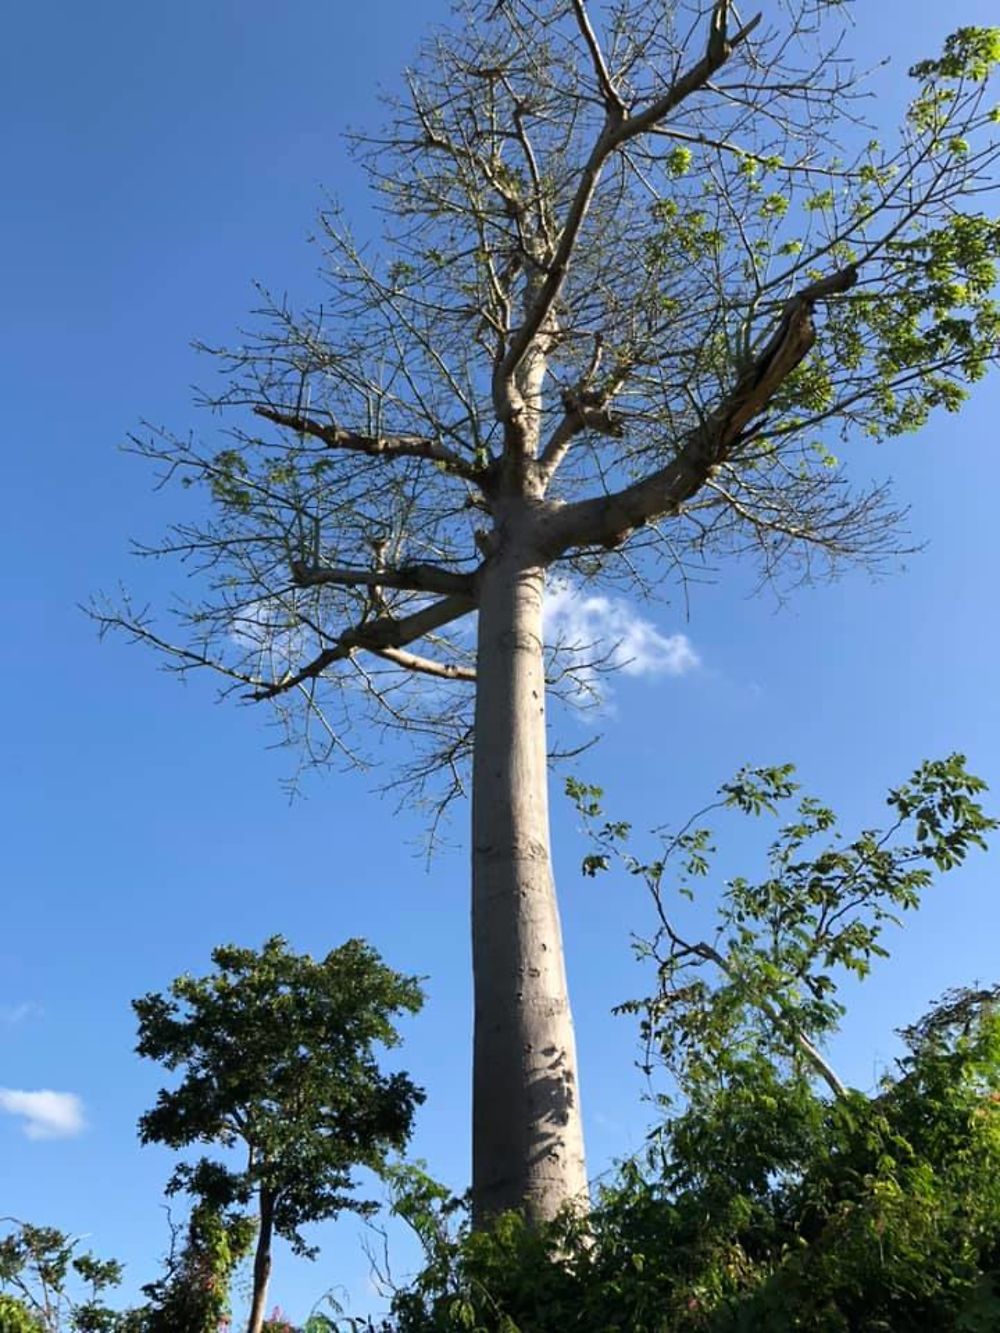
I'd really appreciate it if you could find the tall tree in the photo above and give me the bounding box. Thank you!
[97,3,1000,1224]
[133,937,423,1333]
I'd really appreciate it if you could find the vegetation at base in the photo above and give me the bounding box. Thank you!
[384,995,1000,1330]
[383,756,1000,1331]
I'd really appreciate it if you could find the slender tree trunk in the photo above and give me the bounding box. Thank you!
[246,1192,274,1333]
[471,526,589,1226]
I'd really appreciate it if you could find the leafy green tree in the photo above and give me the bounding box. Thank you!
[570,752,996,1102]
[0,1296,40,1333]
[97,0,1000,1223]
[0,1222,139,1333]
[133,937,424,1333]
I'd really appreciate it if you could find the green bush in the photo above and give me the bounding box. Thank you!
[387,1001,1000,1331]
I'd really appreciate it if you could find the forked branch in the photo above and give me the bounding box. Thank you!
[569,0,624,115]
[544,265,858,555]
[685,938,848,1100]
[498,1,762,396]
[251,593,476,700]
[370,645,476,682]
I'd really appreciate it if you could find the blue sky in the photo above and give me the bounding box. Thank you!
[1,1,998,1325]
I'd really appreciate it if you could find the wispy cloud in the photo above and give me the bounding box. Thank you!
[0,1089,86,1140]
[544,580,699,704]
[0,1002,42,1028]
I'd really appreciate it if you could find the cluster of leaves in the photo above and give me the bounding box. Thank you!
[256,1300,376,1332]
[569,754,995,1099]
[0,1223,141,1333]
[138,1202,254,1333]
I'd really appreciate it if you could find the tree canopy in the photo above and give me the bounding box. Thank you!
[98,3,1000,794]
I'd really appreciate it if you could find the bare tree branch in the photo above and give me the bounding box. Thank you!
[253,405,485,484]
[250,593,476,701]
[569,0,625,115]
[289,560,476,598]
[369,645,476,682]
[496,3,762,411]
[105,0,1000,802]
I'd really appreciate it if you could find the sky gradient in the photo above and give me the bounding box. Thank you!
[2,2,998,1324]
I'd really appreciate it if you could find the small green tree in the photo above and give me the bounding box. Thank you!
[133,936,425,1333]
[0,1222,139,1333]
[569,753,995,1103]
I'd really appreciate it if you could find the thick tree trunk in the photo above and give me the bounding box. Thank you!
[471,531,589,1226]
[246,1192,274,1333]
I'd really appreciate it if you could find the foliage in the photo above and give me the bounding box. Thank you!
[0,1223,139,1333]
[134,935,424,1327]
[134,936,425,1256]
[0,1296,40,1333]
[385,760,1000,1330]
[6,745,999,1329]
[387,1000,1000,1330]
[137,1201,254,1333]
[568,754,995,1098]
[261,1310,297,1333]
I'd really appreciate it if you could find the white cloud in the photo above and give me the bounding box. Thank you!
[543,579,699,703]
[0,1089,86,1140]
[0,1002,41,1027]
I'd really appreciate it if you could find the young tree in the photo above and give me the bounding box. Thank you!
[133,937,424,1333]
[570,752,997,1102]
[0,1221,140,1333]
[97,2,1000,1223]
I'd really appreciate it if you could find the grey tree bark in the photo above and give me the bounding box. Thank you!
[247,1192,273,1333]
[471,515,588,1224]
